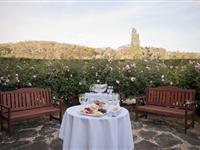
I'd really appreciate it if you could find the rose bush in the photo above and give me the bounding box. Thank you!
[0,58,199,108]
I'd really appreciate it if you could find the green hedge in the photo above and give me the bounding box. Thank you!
[0,58,200,106]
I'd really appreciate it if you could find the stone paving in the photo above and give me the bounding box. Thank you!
[0,110,200,150]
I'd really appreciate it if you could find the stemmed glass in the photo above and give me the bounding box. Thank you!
[79,94,88,105]
[107,86,113,94]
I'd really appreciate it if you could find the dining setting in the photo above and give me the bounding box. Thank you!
[59,84,134,150]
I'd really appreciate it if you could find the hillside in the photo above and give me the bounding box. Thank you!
[0,41,115,59]
[0,41,199,59]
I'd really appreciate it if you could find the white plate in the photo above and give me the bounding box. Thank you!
[80,110,106,117]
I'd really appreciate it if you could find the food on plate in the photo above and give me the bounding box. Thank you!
[111,107,120,112]
[81,107,93,114]
[98,108,107,113]
[90,103,99,110]
[80,101,107,116]
[94,100,105,106]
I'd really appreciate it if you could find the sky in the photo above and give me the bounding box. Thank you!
[0,0,200,52]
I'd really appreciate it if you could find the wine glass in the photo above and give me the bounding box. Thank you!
[79,95,88,105]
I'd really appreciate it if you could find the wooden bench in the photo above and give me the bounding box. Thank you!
[135,86,196,134]
[0,88,62,133]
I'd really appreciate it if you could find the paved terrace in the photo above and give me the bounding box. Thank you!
[0,107,200,150]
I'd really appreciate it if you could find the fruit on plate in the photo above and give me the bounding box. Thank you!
[94,100,105,106]
[98,108,107,113]
[111,107,120,112]
[81,107,93,114]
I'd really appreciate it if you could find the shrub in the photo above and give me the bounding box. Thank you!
[0,58,199,107]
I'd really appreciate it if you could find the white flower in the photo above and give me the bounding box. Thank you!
[79,82,82,85]
[95,72,98,77]
[17,79,20,83]
[53,96,56,99]
[28,82,32,86]
[6,79,10,83]
[170,81,173,85]
[144,59,148,62]
[0,77,4,80]
[16,73,19,77]
[161,78,165,82]
[141,70,143,73]
[146,66,151,70]
[189,60,193,64]
[110,66,113,71]
[161,75,164,79]
[130,77,136,82]
[170,66,173,69]
[70,74,73,77]
[131,63,136,68]
[149,80,153,84]
[33,75,37,78]
[97,80,100,83]
[116,80,120,84]
[123,64,130,71]
[175,66,179,69]
[91,66,95,69]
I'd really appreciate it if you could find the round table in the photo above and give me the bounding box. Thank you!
[59,105,134,150]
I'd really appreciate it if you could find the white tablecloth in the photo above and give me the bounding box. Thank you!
[59,105,134,150]
[82,92,120,103]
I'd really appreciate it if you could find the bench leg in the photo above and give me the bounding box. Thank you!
[185,116,187,134]
[8,120,11,134]
[135,111,138,121]
[0,116,3,131]
[50,114,53,121]
[192,114,195,128]
[145,113,148,119]
[59,111,62,124]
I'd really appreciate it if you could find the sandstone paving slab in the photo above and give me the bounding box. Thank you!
[34,135,45,141]
[188,146,200,150]
[0,141,31,150]
[133,121,143,129]
[174,129,200,146]
[50,139,63,150]
[18,141,49,150]
[134,140,161,150]
[154,133,183,148]
[138,130,158,140]
[17,129,38,139]
[142,119,175,133]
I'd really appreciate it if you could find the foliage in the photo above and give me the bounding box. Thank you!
[0,58,200,106]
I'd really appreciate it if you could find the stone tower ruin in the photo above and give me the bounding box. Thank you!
[130,28,141,58]
[131,28,140,48]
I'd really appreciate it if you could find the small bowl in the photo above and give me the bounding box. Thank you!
[90,84,108,93]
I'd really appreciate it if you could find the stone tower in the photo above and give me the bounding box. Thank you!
[131,28,140,48]
[130,28,141,58]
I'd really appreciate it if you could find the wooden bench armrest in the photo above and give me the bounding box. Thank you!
[134,96,146,106]
[185,100,196,105]
[184,100,197,111]
[0,104,10,109]
[0,104,11,117]
[52,98,63,110]
[134,96,146,99]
